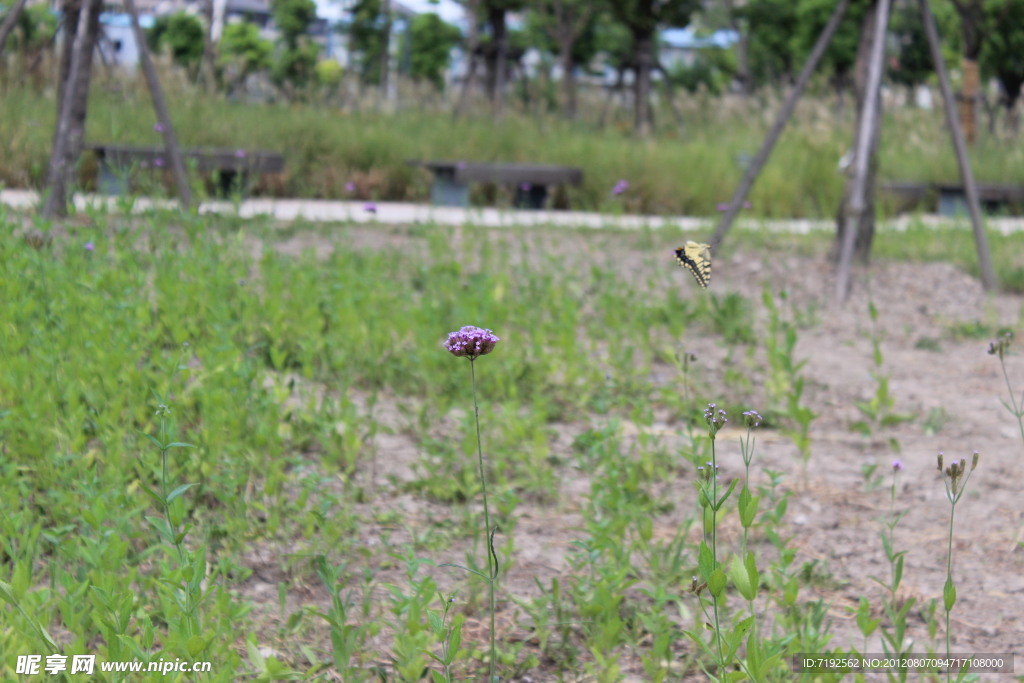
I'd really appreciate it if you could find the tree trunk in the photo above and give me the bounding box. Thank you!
[634,30,654,136]
[559,36,576,119]
[380,0,391,101]
[43,0,101,218]
[198,0,217,91]
[125,0,191,209]
[835,0,884,265]
[490,5,507,120]
[453,0,479,119]
[0,0,28,55]
[951,0,984,144]
[960,57,979,143]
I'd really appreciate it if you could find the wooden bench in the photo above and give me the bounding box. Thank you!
[880,180,1024,216]
[409,160,583,209]
[85,144,285,197]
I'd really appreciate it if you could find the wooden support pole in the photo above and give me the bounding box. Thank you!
[835,0,891,303]
[42,0,94,219]
[710,0,851,250]
[125,0,192,210]
[918,0,995,291]
[0,0,29,55]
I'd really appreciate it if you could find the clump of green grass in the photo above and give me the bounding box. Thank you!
[4,80,1024,218]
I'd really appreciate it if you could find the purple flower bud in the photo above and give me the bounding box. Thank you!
[364,202,377,213]
[345,181,356,193]
[443,326,500,360]
[611,179,629,196]
[84,241,95,252]
[891,459,904,472]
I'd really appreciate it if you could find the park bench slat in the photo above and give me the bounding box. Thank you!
[408,160,584,209]
[85,143,285,197]
[880,180,1024,215]
[86,144,285,173]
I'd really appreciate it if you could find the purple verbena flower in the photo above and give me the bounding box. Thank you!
[84,241,95,252]
[703,403,727,434]
[611,179,629,196]
[891,459,904,472]
[154,157,165,167]
[742,410,763,428]
[444,326,500,360]
[345,181,356,193]
[364,202,377,214]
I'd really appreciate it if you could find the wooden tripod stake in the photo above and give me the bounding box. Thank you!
[38,0,192,216]
[711,0,995,301]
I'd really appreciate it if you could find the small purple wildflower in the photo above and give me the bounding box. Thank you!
[154,157,165,167]
[153,122,166,133]
[344,181,356,193]
[611,179,629,196]
[234,149,247,159]
[742,410,763,428]
[364,202,377,214]
[891,459,904,472]
[443,326,500,360]
[84,241,95,252]
[703,403,727,434]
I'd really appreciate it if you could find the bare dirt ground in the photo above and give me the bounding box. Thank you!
[244,223,1024,681]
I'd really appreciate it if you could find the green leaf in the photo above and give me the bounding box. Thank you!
[744,552,759,596]
[739,486,759,528]
[167,482,198,504]
[187,635,208,658]
[745,626,762,680]
[144,515,172,543]
[729,555,755,601]
[142,432,165,451]
[943,577,956,612]
[714,478,739,510]
[166,441,196,450]
[708,567,727,598]
[448,614,463,659]
[698,541,715,580]
[139,481,165,508]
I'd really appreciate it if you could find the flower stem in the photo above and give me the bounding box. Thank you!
[999,359,1024,449]
[470,360,496,682]
[710,436,725,671]
[945,501,955,683]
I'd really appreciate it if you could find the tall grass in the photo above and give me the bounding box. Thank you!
[3,80,1024,217]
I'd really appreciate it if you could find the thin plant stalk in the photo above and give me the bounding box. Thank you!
[709,436,725,669]
[997,357,1024,448]
[470,359,497,682]
[938,451,978,683]
[442,325,500,681]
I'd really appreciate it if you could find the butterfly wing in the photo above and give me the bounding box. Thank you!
[675,241,711,288]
